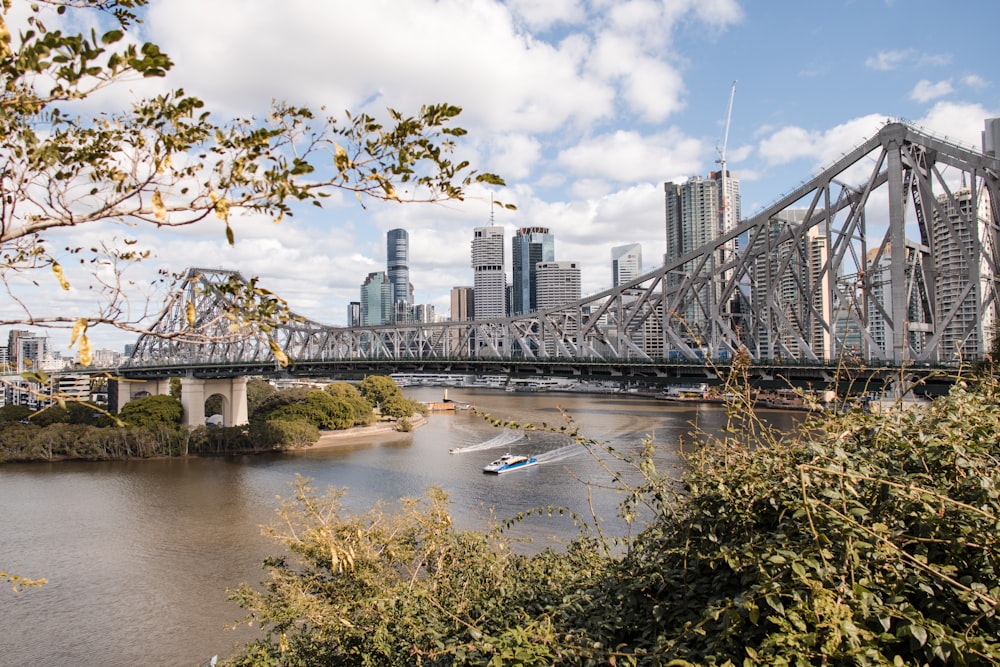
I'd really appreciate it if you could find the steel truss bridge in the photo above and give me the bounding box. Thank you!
[124,121,1000,391]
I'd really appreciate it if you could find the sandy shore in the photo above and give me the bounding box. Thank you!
[307,414,429,450]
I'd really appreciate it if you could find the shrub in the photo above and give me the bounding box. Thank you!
[226,376,1000,666]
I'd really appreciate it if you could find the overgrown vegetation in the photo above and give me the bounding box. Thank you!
[224,374,1000,666]
[0,376,421,462]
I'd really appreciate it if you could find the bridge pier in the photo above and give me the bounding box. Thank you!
[115,376,248,428]
[116,378,172,413]
[180,377,248,428]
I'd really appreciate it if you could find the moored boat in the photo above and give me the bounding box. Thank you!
[482,453,539,474]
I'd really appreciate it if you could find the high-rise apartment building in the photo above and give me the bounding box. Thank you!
[471,226,506,319]
[932,188,998,361]
[664,170,741,339]
[611,243,643,287]
[535,261,581,311]
[511,227,554,314]
[360,271,393,326]
[750,211,831,361]
[386,228,411,321]
[863,243,929,360]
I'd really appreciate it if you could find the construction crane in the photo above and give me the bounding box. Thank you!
[717,80,737,233]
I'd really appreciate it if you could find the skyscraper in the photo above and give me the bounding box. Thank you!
[611,243,643,287]
[450,286,474,321]
[386,228,410,320]
[664,171,740,262]
[535,261,581,310]
[932,188,997,361]
[471,226,506,319]
[359,271,392,326]
[511,227,554,314]
[664,170,741,339]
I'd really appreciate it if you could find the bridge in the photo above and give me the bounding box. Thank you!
[119,120,1000,425]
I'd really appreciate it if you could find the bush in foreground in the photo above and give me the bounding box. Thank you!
[225,375,1000,666]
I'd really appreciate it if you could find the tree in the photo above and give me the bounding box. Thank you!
[324,381,374,426]
[0,404,32,423]
[28,404,68,426]
[357,375,420,418]
[246,378,276,418]
[118,394,182,428]
[0,0,509,366]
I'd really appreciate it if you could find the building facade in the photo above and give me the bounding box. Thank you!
[932,188,998,361]
[611,243,643,287]
[664,170,741,341]
[360,271,393,326]
[386,228,411,322]
[535,261,581,311]
[450,286,474,321]
[511,227,554,314]
[471,226,506,319]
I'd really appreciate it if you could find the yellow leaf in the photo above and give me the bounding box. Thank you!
[334,143,349,171]
[214,197,230,221]
[52,262,70,290]
[69,318,87,347]
[185,301,196,326]
[78,335,92,366]
[268,339,289,367]
[151,190,167,223]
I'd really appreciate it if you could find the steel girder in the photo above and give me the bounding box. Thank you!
[125,122,1000,371]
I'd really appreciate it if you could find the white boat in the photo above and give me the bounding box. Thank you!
[482,453,539,474]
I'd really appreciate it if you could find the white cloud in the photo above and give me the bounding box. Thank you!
[917,101,997,148]
[506,0,587,31]
[758,115,887,168]
[910,79,954,103]
[556,128,704,182]
[962,74,989,90]
[146,0,615,134]
[865,49,913,71]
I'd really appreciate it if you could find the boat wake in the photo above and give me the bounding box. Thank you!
[450,429,524,454]
[532,443,582,465]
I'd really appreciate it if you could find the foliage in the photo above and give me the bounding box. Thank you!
[28,404,69,426]
[0,1,508,362]
[357,375,421,419]
[205,393,224,418]
[323,381,375,426]
[254,386,376,431]
[118,394,183,428]
[225,376,1000,666]
[247,378,277,417]
[0,404,31,423]
[227,480,606,667]
[249,419,320,450]
[0,421,187,461]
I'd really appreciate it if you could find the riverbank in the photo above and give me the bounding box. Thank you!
[308,414,429,450]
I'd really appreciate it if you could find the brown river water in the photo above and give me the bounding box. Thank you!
[0,388,803,666]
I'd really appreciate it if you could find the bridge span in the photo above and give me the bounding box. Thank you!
[117,120,999,425]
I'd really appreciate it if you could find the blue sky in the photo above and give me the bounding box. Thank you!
[12,0,1000,353]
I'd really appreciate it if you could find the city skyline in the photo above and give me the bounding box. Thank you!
[6,1,999,352]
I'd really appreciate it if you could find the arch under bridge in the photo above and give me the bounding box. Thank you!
[121,120,1000,422]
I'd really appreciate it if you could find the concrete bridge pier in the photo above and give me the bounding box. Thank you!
[180,377,249,428]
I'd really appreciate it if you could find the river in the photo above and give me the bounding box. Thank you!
[0,388,803,666]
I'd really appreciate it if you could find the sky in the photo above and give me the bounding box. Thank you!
[11,0,1000,354]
